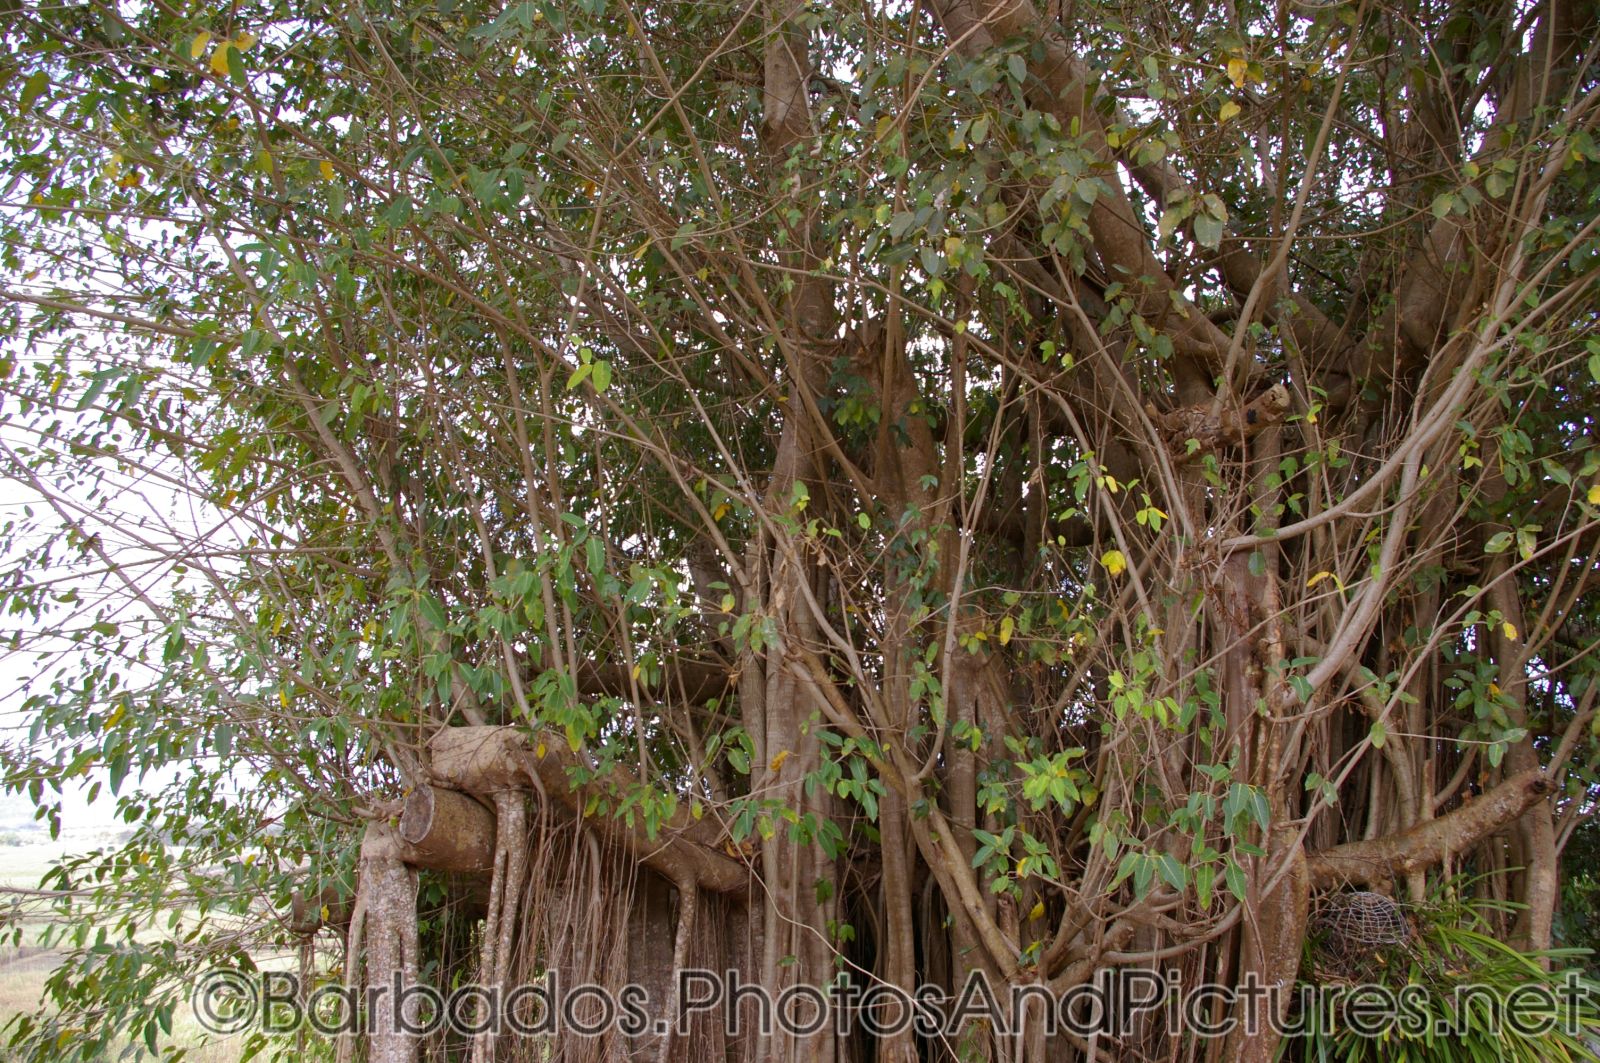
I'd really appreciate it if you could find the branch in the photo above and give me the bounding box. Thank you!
[1307,769,1556,888]
[929,0,1231,391]
[574,657,735,705]
[426,726,750,894]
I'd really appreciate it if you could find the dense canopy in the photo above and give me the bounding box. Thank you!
[2,0,1599,1060]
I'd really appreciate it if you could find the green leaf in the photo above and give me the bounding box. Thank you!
[1192,212,1225,249]
[590,359,612,392]
[1155,853,1187,892]
[1225,859,1249,903]
[19,70,48,113]
[1132,854,1154,898]
[418,593,448,631]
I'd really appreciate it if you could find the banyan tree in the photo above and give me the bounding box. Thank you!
[2,0,1599,1059]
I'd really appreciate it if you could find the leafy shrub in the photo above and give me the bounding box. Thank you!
[1286,882,1600,1062]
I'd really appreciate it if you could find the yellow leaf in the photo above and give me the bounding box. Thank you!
[1502,621,1518,641]
[713,501,730,521]
[1588,483,1600,505]
[320,159,335,181]
[1227,56,1248,88]
[999,615,1015,646]
[691,800,704,821]
[1306,570,1333,588]
[1219,99,1241,123]
[769,749,791,772]
[210,41,232,76]
[1028,900,1045,921]
[1100,549,1127,577]
[234,30,258,50]
[190,31,212,59]
[278,689,289,708]
[535,740,546,760]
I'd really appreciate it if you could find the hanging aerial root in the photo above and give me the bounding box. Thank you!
[471,791,530,1063]
[654,878,698,1063]
[334,880,365,1063]
[427,725,749,894]
[420,727,760,1061]
[343,822,421,1063]
[505,818,638,1063]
